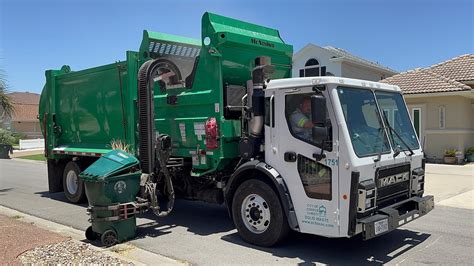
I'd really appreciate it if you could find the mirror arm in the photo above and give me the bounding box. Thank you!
[313,149,326,161]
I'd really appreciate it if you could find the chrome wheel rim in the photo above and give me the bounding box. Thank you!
[241,193,271,234]
[66,170,78,195]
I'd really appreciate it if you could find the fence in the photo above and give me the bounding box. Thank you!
[19,139,45,150]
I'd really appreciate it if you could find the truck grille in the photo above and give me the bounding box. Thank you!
[376,163,411,208]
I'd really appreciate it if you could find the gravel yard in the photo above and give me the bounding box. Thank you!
[18,239,133,265]
[0,213,134,265]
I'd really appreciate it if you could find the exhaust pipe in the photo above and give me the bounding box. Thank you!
[239,57,274,159]
[249,56,272,138]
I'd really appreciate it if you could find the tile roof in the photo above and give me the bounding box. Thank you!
[12,104,39,121]
[8,92,40,105]
[6,92,40,121]
[323,46,398,74]
[380,54,473,95]
[428,54,474,82]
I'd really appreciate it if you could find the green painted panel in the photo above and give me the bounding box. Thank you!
[40,12,292,176]
[55,64,126,148]
[145,12,292,174]
[40,52,139,159]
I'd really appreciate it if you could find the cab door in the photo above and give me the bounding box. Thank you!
[265,86,340,237]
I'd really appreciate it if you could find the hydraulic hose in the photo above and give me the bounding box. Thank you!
[137,59,175,217]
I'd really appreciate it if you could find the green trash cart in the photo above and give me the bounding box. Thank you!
[80,150,143,246]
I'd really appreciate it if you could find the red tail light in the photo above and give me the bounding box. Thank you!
[205,117,219,150]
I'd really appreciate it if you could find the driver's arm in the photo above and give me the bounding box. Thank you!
[292,114,313,129]
[303,120,314,128]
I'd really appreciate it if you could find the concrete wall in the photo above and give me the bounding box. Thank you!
[406,95,474,161]
[341,62,391,82]
[292,45,342,77]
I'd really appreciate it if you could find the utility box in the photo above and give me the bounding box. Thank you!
[80,150,141,246]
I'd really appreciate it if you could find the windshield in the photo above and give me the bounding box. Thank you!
[337,87,391,157]
[375,91,420,151]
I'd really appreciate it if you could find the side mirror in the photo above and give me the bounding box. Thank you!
[311,95,328,146]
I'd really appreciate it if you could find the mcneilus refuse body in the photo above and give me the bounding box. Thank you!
[39,12,434,247]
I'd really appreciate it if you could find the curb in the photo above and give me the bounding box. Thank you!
[0,205,186,265]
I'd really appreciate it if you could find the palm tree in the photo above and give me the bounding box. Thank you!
[0,69,15,120]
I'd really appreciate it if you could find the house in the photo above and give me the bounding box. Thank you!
[1,92,41,138]
[381,54,474,162]
[293,43,398,81]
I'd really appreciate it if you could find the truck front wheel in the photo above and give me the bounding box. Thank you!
[232,179,289,247]
[62,161,86,203]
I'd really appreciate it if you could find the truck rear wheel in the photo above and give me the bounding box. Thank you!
[232,179,289,247]
[62,161,86,203]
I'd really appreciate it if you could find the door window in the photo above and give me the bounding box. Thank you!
[285,92,332,149]
[297,155,332,200]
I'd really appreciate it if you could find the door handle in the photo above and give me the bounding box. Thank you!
[284,152,297,162]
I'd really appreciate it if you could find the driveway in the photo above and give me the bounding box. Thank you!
[424,163,473,209]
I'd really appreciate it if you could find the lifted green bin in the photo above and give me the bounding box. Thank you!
[80,150,141,246]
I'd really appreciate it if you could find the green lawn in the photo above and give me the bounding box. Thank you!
[16,154,46,161]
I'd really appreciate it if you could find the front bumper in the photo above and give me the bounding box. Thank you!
[359,195,434,240]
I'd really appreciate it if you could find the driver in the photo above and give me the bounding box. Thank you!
[290,97,313,140]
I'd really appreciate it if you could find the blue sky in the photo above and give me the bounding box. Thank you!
[1,0,472,93]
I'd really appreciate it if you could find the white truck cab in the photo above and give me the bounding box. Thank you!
[261,76,434,239]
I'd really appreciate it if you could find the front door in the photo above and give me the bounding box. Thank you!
[265,86,340,237]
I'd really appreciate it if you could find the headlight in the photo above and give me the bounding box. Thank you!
[358,179,376,213]
[365,197,376,209]
[412,168,425,195]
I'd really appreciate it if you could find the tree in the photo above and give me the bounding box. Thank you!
[0,69,15,120]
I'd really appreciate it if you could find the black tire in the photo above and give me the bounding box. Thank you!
[101,230,118,247]
[85,226,98,241]
[232,179,290,247]
[62,161,86,203]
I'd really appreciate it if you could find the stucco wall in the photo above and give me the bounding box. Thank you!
[292,45,342,77]
[341,62,390,82]
[423,133,474,161]
[406,95,474,160]
[11,121,42,138]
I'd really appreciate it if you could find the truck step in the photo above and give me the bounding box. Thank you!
[167,157,184,167]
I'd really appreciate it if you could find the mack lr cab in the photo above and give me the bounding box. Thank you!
[39,12,433,246]
[258,77,434,242]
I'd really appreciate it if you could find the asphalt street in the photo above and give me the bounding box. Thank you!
[1,159,473,265]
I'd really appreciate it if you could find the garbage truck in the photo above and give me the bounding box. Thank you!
[39,12,434,247]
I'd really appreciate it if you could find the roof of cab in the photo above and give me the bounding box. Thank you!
[266,76,401,92]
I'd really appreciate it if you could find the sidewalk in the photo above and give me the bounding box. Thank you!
[0,206,185,265]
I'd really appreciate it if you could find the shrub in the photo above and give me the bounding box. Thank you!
[444,148,457,157]
[466,147,474,155]
[11,132,27,144]
[0,128,16,145]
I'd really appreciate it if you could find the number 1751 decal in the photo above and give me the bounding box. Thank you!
[325,159,339,166]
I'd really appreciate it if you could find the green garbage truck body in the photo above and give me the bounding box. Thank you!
[40,12,433,247]
[39,12,292,202]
